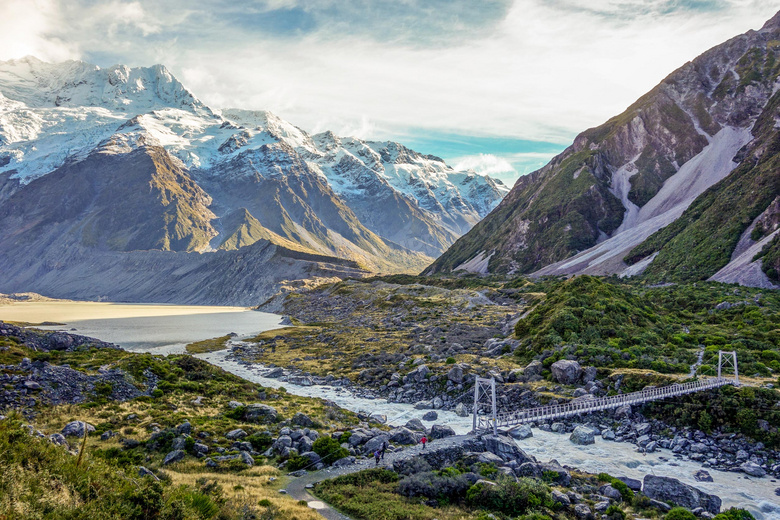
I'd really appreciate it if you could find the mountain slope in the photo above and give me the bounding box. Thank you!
[428,11,780,288]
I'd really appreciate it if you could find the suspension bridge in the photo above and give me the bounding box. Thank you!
[472,350,740,434]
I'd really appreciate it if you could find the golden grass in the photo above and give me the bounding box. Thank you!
[167,465,323,520]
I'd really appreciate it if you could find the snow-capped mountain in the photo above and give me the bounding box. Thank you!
[0,56,507,304]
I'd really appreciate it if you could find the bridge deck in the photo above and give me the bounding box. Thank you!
[476,377,732,432]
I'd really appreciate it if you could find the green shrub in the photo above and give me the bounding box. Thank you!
[466,478,552,516]
[151,388,164,398]
[665,507,697,520]
[286,454,311,472]
[312,436,349,464]
[713,509,756,520]
[246,431,273,452]
[445,357,456,364]
[606,504,626,520]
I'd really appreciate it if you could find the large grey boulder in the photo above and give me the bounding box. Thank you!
[740,461,766,477]
[244,404,278,423]
[62,421,95,437]
[239,451,254,467]
[422,411,438,421]
[363,434,390,454]
[524,360,543,378]
[569,425,595,445]
[447,365,464,384]
[389,427,420,445]
[642,475,721,514]
[225,428,247,440]
[454,403,469,417]
[508,424,533,440]
[405,418,426,432]
[482,434,535,463]
[429,424,455,440]
[551,360,582,384]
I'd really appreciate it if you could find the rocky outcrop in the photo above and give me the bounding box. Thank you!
[642,475,721,514]
[569,426,595,445]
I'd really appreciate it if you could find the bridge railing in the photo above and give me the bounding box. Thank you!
[475,377,732,431]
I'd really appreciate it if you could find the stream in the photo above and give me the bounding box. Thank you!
[199,349,780,519]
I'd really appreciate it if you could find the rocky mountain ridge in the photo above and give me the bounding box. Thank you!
[428,11,780,288]
[0,57,507,304]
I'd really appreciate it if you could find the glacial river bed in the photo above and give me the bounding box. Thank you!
[1,302,777,517]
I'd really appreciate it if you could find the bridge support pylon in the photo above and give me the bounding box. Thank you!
[718,350,739,385]
[472,377,497,435]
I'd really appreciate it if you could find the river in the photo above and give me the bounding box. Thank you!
[1,302,777,517]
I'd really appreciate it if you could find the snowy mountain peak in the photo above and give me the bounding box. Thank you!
[0,57,208,114]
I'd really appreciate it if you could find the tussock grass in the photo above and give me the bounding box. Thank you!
[186,335,232,354]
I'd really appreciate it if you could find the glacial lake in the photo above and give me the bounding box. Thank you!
[0,301,284,353]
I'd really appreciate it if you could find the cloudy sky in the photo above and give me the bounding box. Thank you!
[1,0,777,184]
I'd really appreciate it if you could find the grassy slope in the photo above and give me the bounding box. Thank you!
[0,334,360,520]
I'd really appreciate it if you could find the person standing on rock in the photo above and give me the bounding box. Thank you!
[420,436,427,450]
[380,441,388,460]
[374,450,381,466]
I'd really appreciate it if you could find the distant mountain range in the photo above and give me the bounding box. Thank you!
[0,57,507,305]
[429,10,780,289]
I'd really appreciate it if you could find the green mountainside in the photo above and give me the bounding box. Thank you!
[428,12,780,286]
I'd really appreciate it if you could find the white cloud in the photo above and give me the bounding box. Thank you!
[454,154,517,176]
[1,0,778,149]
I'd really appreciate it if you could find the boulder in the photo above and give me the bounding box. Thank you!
[616,476,642,491]
[265,367,284,378]
[569,425,595,445]
[422,411,438,421]
[740,461,766,478]
[291,412,316,428]
[508,424,533,440]
[602,429,616,441]
[482,434,534,464]
[49,433,68,447]
[582,366,598,383]
[694,470,713,483]
[225,429,247,440]
[363,434,390,454]
[163,450,186,465]
[414,400,433,410]
[614,404,632,419]
[642,475,721,514]
[244,404,278,423]
[524,360,543,378]
[389,427,420,445]
[239,451,254,467]
[447,365,464,384]
[429,424,456,440]
[349,432,369,446]
[551,360,582,384]
[177,421,192,435]
[552,489,571,506]
[405,419,426,432]
[61,421,95,438]
[454,403,469,417]
[539,461,571,485]
[599,484,623,501]
[574,503,594,520]
[228,400,244,409]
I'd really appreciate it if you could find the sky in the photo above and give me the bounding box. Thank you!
[0,0,778,185]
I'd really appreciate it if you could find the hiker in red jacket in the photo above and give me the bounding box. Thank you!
[420,436,427,449]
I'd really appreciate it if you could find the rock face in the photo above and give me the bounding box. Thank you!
[642,475,721,514]
[508,424,533,440]
[426,12,780,289]
[551,360,582,384]
[569,425,595,445]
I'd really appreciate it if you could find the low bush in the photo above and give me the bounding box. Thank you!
[312,436,349,464]
[397,470,475,501]
[466,477,553,516]
[665,507,697,520]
